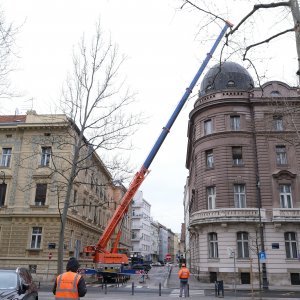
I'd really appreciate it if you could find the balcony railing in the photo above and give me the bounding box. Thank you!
[272,208,300,222]
[190,208,266,226]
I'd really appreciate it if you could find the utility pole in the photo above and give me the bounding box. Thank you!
[290,0,300,82]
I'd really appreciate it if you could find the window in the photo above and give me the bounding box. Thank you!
[73,190,77,204]
[41,147,51,166]
[280,184,292,208]
[232,146,243,165]
[234,184,246,208]
[276,145,287,165]
[69,230,74,250]
[271,90,281,97]
[206,149,214,168]
[0,183,7,206]
[208,232,218,258]
[230,116,240,131]
[30,227,42,249]
[206,84,214,92]
[237,232,249,258]
[34,184,47,206]
[1,148,12,167]
[227,80,235,87]
[285,232,298,259]
[204,119,212,135]
[273,115,283,131]
[207,186,216,209]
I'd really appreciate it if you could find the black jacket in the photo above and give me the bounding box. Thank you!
[53,272,87,297]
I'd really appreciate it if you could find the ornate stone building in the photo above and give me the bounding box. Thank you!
[0,111,131,280]
[186,62,300,286]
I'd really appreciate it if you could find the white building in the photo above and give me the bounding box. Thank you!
[131,190,152,261]
[150,220,160,262]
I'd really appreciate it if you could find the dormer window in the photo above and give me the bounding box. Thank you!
[205,84,214,92]
[227,80,235,87]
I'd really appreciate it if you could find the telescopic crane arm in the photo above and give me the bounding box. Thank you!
[92,21,233,256]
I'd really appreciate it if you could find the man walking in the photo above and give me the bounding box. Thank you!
[53,257,87,299]
[178,263,190,298]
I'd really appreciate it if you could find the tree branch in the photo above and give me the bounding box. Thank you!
[228,1,291,36]
[243,27,294,59]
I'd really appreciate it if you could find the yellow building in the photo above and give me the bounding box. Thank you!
[0,111,131,281]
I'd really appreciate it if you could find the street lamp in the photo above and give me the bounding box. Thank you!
[256,179,268,290]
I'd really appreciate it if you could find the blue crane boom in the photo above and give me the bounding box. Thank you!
[84,21,233,264]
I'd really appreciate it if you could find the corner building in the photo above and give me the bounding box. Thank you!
[186,62,300,286]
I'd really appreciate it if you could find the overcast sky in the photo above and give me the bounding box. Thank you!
[1,0,297,233]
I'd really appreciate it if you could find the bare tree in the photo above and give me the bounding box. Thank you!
[181,0,299,85]
[0,8,17,98]
[52,21,141,274]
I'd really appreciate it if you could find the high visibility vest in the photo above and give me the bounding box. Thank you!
[55,271,81,300]
[178,268,190,279]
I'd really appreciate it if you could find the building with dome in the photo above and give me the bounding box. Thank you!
[185,61,300,286]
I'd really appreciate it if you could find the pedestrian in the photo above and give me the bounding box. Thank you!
[53,257,87,299]
[178,263,190,298]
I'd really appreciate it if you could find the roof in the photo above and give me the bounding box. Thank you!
[0,115,26,123]
[200,61,254,95]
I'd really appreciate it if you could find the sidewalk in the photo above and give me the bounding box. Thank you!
[168,265,300,292]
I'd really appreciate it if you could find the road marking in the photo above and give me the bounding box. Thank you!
[169,289,205,297]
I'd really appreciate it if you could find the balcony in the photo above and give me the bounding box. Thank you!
[272,208,300,222]
[190,208,266,227]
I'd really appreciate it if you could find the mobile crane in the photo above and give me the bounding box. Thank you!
[83,21,232,280]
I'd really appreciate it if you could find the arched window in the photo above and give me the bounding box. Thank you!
[227,80,235,87]
[205,84,214,92]
[271,90,281,97]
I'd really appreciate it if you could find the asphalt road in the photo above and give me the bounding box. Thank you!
[39,266,300,299]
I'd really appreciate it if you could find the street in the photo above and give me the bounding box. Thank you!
[38,265,300,299]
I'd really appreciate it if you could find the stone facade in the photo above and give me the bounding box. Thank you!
[186,62,300,286]
[0,112,131,281]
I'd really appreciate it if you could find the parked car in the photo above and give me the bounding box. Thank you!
[0,267,38,300]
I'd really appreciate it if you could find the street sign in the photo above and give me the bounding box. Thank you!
[48,252,52,260]
[227,247,234,258]
[259,251,266,262]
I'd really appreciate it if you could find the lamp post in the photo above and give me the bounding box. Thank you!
[257,180,268,290]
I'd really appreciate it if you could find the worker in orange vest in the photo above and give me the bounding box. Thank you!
[178,263,190,297]
[53,257,87,299]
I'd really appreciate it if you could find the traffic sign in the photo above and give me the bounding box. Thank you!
[259,251,266,262]
[48,252,52,260]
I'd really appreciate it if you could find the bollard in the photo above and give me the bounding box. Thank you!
[132,281,134,295]
[159,282,161,296]
[214,281,218,297]
[104,283,107,294]
[38,282,40,289]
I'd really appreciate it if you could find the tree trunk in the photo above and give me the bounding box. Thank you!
[57,142,81,274]
[291,0,300,83]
